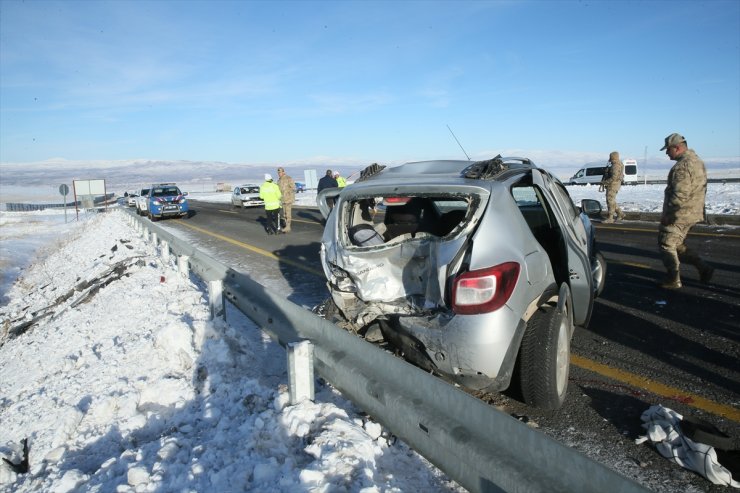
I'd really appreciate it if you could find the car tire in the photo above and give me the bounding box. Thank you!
[518,302,572,410]
[593,251,607,297]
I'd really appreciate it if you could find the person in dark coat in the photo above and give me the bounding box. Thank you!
[317,169,338,209]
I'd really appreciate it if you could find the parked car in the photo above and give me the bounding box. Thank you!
[126,193,138,207]
[315,157,606,410]
[135,188,150,216]
[147,183,189,221]
[231,184,263,208]
[295,182,306,193]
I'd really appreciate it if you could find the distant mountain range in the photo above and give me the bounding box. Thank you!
[1,158,738,202]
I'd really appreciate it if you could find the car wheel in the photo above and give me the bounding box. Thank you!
[592,251,607,297]
[149,212,157,222]
[518,302,572,410]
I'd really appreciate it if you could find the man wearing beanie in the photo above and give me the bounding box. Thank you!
[259,173,282,235]
[601,151,625,223]
[657,132,712,289]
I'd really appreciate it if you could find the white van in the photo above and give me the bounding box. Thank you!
[568,162,607,185]
[622,159,639,184]
[568,159,639,185]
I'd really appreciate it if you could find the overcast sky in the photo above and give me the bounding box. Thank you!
[1,0,739,169]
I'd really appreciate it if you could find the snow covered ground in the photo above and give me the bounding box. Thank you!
[0,210,462,492]
[1,184,738,492]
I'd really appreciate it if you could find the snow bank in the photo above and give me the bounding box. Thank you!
[0,211,461,492]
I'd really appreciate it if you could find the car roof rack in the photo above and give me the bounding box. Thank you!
[356,163,386,182]
[462,155,534,180]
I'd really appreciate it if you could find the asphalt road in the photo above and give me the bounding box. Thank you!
[157,200,740,492]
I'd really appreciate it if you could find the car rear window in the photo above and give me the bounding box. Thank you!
[343,195,472,246]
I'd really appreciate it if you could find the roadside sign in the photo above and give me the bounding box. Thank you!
[59,184,69,222]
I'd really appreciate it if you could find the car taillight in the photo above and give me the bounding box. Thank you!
[451,262,520,315]
[383,197,411,205]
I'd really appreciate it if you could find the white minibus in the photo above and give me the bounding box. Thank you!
[568,159,639,185]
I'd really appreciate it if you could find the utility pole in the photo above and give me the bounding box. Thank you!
[643,146,648,185]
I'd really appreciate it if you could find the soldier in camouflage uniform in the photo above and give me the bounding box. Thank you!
[277,167,296,233]
[658,133,713,289]
[602,151,625,223]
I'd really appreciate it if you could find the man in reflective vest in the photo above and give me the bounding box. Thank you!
[259,173,282,235]
[333,171,346,188]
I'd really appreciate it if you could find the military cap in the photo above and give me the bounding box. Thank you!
[661,133,686,151]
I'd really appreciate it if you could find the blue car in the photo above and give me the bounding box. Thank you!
[295,182,306,193]
[147,183,189,221]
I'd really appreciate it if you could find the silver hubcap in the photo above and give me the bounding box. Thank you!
[555,308,570,395]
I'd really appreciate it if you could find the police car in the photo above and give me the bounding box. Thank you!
[147,183,189,221]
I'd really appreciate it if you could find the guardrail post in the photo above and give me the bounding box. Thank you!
[151,232,158,249]
[178,255,190,277]
[208,280,225,321]
[161,240,170,263]
[287,340,315,405]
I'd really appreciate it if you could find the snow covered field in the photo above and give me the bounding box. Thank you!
[188,182,740,216]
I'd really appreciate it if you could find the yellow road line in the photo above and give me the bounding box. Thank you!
[179,221,325,277]
[572,354,740,422]
[292,217,323,226]
[217,209,323,226]
[609,260,653,269]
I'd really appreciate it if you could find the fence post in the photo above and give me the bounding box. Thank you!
[208,280,225,321]
[287,340,315,405]
[161,240,170,263]
[178,256,190,277]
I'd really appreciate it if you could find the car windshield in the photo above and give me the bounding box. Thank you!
[152,187,180,197]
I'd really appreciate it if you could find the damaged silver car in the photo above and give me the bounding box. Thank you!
[316,156,606,410]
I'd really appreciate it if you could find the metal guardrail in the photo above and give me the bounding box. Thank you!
[1,193,117,212]
[126,210,650,493]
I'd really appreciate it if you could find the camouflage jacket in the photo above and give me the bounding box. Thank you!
[662,149,707,225]
[603,160,624,190]
[278,174,296,204]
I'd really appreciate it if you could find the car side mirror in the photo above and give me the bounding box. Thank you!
[182,191,189,196]
[581,199,602,217]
